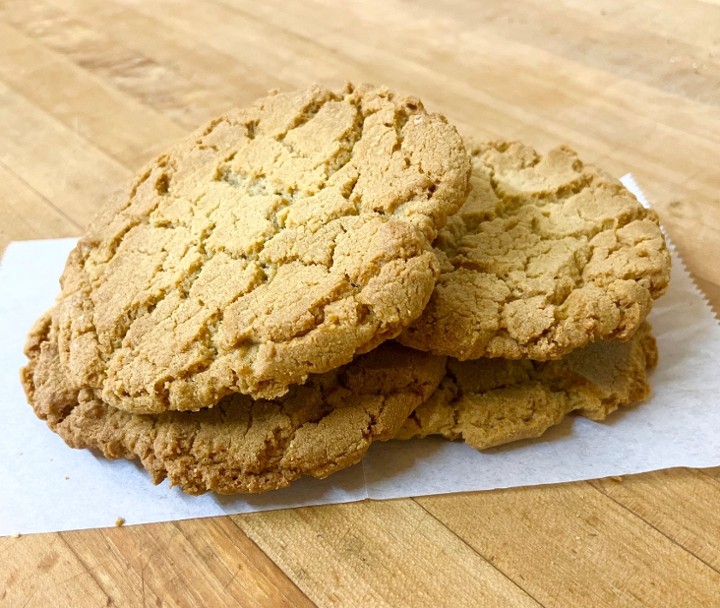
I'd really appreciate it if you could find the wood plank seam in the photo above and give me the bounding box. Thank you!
[410,497,547,607]
[0,157,84,233]
[589,479,720,577]
[0,67,159,176]
[0,20,187,165]
[38,0,282,111]
[57,532,115,606]
[225,516,318,608]
[0,0,237,130]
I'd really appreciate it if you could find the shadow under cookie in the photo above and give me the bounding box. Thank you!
[396,322,657,450]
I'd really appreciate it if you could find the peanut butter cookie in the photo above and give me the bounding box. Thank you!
[23,313,446,494]
[399,140,670,360]
[396,323,657,449]
[36,83,469,414]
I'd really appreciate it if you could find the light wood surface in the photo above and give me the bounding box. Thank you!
[1,1,719,606]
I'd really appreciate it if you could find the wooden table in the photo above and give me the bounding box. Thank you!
[2,1,719,605]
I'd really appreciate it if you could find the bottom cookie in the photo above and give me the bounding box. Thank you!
[22,313,447,494]
[22,310,656,494]
[396,323,657,449]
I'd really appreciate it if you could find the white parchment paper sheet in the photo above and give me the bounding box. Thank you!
[1,177,718,536]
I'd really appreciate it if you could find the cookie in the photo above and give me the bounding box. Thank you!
[396,322,657,450]
[399,140,670,360]
[22,313,447,494]
[38,83,470,414]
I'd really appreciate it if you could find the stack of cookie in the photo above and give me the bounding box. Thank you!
[22,84,670,494]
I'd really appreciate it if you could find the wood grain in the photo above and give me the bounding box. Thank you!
[1,0,719,606]
[416,482,720,606]
[236,501,542,607]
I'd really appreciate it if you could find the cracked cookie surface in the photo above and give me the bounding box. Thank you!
[38,83,469,413]
[396,322,657,449]
[399,140,670,360]
[22,313,447,494]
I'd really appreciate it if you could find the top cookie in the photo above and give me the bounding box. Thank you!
[399,140,670,360]
[45,83,470,413]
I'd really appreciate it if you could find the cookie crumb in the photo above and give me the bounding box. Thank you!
[64,476,70,480]
[115,517,126,527]
[610,475,624,483]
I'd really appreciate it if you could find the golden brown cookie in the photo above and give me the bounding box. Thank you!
[396,323,657,450]
[399,140,670,360]
[22,313,446,494]
[37,83,469,414]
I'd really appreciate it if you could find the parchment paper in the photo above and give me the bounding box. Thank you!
[2,176,719,536]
